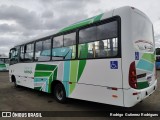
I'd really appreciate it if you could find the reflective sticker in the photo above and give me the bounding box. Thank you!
[135,52,139,60]
[110,61,118,69]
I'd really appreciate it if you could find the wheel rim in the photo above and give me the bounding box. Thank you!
[56,86,63,100]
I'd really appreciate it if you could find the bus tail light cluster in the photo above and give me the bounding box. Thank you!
[129,61,137,89]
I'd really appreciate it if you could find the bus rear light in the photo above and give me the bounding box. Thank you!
[111,87,118,91]
[129,61,137,89]
[112,95,118,98]
[133,92,138,95]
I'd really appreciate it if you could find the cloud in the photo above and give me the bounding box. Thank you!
[0,5,43,30]
[0,1,90,56]
[0,46,10,56]
[0,24,18,33]
[0,37,18,55]
[41,10,54,18]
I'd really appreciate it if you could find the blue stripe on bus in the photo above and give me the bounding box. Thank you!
[45,80,48,92]
[34,78,48,82]
[63,61,70,96]
[136,59,154,72]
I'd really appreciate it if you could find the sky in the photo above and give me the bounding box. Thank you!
[0,0,160,56]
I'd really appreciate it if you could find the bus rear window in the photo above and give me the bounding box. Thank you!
[132,12,154,52]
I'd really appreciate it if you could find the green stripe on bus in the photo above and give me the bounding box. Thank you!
[34,72,52,77]
[59,13,103,33]
[137,81,149,89]
[35,87,41,91]
[77,60,86,82]
[35,64,57,71]
[142,53,155,63]
[69,83,76,95]
[53,68,58,80]
[48,68,58,93]
[70,61,79,94]
[60,21,90,33]
[48,74,53,93]
[93,13,104,22]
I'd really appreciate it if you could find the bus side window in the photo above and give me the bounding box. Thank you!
[24,43,34,61]
[20,46,25,61]
[79,26,97,59]
[35,39,51,62]
[38,39,51,61]
[78,20,118,59]
[52,32,76,60]
[52,36,64,60]
[35,41,43,61]
[63,32,76,59]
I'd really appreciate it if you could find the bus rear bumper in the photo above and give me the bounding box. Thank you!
[140,80,157,100]
[123,80,157,107]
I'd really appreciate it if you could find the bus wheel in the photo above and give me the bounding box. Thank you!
[54,83,66,103]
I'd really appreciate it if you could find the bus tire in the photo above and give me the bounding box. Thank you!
[54,83,66,103]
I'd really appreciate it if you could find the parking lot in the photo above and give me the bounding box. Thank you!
[0,71,160,120]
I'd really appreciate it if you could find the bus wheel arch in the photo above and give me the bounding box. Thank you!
[11,75,18,87]
[11,75,16,82]
[51,80,67,103]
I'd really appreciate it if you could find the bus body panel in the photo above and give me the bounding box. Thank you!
[9,63,36,88]
[113,6,133,89]
[70,83,124,106]
[10,58,124,106]
[76,59,122,87]
[69,58,123,106]
[113,7,157,107]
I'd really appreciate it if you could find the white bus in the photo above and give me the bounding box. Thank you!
[9,6,157,107]
[0,57,9,71]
